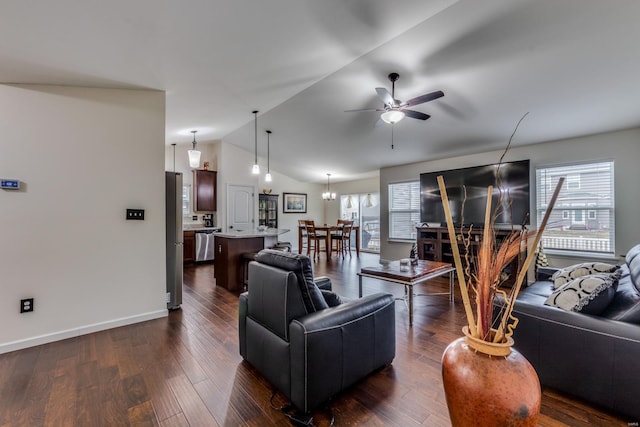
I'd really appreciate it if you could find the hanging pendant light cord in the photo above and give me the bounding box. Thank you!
[171,143,176,172]
[266,130,271,173]
[253,110,258,165]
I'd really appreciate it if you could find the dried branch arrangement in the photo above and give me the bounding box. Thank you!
[436,113,564,343]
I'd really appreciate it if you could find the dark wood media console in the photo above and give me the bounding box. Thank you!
[416,226,526,287]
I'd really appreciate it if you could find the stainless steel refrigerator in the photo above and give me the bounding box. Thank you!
[166,171,183,309]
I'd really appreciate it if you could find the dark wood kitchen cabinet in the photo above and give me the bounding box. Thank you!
[183,231,195,263]
[193,170,217,212]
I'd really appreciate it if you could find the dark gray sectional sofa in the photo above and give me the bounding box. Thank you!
[501,244,640,421]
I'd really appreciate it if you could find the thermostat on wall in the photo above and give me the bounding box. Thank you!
[1,179,20,190]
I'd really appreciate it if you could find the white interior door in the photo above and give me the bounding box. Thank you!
[227,184,254,231]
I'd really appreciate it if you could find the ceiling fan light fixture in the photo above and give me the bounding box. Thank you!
[381,110,405,124]
[188,130,201,168]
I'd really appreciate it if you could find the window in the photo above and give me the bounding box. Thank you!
[182,184,191,217]
[389,181,420,240]
[567,174,581,190]
[536,161,614,254]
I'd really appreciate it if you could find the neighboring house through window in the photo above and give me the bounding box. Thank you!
[536,161,614,254]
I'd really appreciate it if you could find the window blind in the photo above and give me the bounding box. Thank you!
[389,181,420,240]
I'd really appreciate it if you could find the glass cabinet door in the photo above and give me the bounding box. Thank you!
[259,194,278,228]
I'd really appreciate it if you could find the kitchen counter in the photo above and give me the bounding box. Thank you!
[213,228,289,291]
[183,225,221,232]
[214,228,289,238]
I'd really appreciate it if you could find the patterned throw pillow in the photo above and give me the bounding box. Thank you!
[545,271,622,314]
[551,262,619,289]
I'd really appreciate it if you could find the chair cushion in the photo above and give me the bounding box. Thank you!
[256,249,328,313]
[600,281,640,324]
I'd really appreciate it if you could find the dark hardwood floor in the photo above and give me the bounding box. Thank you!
[0,253,629,426]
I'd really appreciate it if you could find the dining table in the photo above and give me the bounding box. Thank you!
[298,224,360,258]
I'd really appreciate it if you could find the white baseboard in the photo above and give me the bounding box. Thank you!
[0,309,168,355]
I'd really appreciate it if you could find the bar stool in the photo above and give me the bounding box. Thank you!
[241,252,259,290]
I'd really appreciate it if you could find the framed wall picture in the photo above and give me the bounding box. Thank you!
[283,192,307,213]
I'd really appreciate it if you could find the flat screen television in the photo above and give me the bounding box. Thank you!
[420,159,530,227]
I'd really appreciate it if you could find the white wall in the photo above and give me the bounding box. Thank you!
[380,127,640,265]
[0,84,167,353]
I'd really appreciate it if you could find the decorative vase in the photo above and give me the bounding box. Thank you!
[441,327,541,427]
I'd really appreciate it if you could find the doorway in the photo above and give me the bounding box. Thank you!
[340,193,380,253]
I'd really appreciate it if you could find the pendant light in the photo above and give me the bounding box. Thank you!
[265,130,272,182]
[188,130,201,168]
[251,110,260,174]
[322,173,336,200]
[364,193,376,208]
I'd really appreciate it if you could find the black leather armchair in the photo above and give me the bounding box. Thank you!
[238,250,396,413]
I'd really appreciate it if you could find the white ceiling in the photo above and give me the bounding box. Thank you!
[2,0,640,183]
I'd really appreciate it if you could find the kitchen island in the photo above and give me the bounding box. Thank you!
[213,228,289,291]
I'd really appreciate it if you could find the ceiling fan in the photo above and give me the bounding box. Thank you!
[346,73,444,124]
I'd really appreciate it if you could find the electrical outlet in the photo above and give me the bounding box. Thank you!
[192,215,198,221]
[126,209,145,220]
[166,292,171,303]
[20,298,34,313]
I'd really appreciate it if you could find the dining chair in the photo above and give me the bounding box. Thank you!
[298,219,309,255]
[331,220,353,257]
[331,219,346,252]
[304,220,326,260]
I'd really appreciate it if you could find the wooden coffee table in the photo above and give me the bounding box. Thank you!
[358,260,456,326]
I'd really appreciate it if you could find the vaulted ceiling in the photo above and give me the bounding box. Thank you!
[2,0,640,183]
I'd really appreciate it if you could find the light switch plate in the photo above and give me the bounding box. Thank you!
[126,209,145,220]
[1,179,20,190]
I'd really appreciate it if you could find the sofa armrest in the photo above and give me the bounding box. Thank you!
[288,293,395,412]
[314,275,332,291]
[536,266,560,282]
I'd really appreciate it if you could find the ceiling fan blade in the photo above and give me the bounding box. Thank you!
[375,87,394,106]
[402,90,444,107]
[404,109,431,120]
[344,108,385,112]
